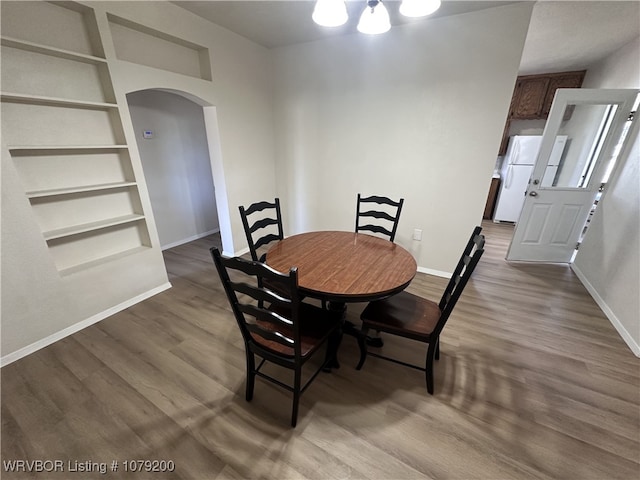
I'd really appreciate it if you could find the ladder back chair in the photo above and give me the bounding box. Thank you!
[355,194,404,242]
[357,226,485,394]
[239,198,284,262]
[211,248,342,427]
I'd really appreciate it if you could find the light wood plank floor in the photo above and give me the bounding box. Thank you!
[2,221,639,479]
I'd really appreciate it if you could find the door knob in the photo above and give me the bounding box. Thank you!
[529,191,538,197]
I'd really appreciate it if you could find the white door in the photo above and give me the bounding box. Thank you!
[507,88,638,263]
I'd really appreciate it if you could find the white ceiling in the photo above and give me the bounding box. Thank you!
[173,0,640,75]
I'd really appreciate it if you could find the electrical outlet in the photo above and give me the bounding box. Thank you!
[413,229,422,241]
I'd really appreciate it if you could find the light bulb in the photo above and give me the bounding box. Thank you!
[312,0,348,27]
[399,0,441,17]
[357,1,391,35]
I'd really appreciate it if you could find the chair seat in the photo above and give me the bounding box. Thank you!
[361,291,441,343]
[254,303,340,358]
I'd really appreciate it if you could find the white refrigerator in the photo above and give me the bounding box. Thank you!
[494,135,567,223]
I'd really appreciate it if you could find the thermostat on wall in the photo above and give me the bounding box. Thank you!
[142,130,154,139]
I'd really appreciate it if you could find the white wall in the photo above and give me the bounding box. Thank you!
[573,36,640,355]
[273,3,534,275]
[127,90,219,249]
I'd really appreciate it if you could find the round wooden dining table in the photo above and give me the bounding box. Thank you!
[266,231,417,368]
[265,231,417,304]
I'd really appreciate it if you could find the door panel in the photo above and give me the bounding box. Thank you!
[507,89,638,263]
[551,205,581,244]
[522,204,549,241]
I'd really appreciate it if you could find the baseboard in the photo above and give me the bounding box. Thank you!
[0,282,172,367]
[571,264,640,357]
[234,246,250,257]
[417,266,451,278]
[161,228,220,251]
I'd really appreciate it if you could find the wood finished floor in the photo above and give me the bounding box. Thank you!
[2,221,639,479]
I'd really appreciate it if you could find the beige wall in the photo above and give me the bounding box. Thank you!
[573,36,640,355]
[272,3,534,275]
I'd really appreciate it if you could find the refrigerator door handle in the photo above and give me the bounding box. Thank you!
[513,141,520,165]
[505,164,513,188]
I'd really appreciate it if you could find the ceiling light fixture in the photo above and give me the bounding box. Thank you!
[357,0,391,35]
[312,0,441,34]
[312,0,348,27]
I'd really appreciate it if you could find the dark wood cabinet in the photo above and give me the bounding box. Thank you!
[510,76,550,119]
[483,177,501,220]
[542,72,585,116]
[498,70,586,155]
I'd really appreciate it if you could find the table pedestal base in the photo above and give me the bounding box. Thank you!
[322,302,370,371]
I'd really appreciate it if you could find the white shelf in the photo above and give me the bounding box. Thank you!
[1,36,107,65]
[43,214,145,241]
[58,246,150,276]
[9,145,129,153]
[1,92,118,109]
[26,182,138,198]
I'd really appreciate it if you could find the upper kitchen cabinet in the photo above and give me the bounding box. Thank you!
[498,70,586,155]
[509,71,585,119]
[510,75,550,119]
[541,72,586,116]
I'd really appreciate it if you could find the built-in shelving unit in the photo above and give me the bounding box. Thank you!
[1,3,151,275]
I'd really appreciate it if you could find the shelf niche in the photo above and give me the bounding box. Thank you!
[108,14,212,81]
[47,223,151,276]
[11,147,135,194]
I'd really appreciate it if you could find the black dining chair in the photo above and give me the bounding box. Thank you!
[356,226,484,394]
[355,194,404,242]
[239,198,284,262]
[211,248,341,428]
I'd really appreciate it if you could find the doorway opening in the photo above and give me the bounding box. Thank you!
[126,89,233,259]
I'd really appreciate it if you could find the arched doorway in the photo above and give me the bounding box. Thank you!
[125,89,233,255]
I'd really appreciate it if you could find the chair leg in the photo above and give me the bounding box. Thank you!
[245,351,256,401]
[435,337,440,360]
[425,342,438,395]
[291,368,302,428]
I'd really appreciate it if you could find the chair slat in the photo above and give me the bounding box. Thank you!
[245,323,294,347]
[360,210,397,222]
[243,200,277,216]
[250,217,279,233]
[358,224,393,237]
[254,233,283,251]
[360,195,403,208]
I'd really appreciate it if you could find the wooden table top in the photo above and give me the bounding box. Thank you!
[266,231,417,303]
